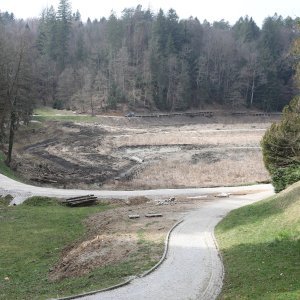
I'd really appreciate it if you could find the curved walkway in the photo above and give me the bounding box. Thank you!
[0,174,273,299]
[75,189,273,300]
[0,173,271,205]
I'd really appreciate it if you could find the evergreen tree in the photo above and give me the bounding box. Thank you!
[107,12,123,52]
[261,97,300,192]
[37,6,57,60]
[56,0,72,69]
[256,15,293,111]
[233,16,260,43]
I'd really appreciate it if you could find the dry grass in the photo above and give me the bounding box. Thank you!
[113,129,264,148]
[16,116,275,190]
[127,151,269,189]
[108,121,272,189]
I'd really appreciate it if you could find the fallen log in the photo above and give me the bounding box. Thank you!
[31,177,58,184]
[145,213,163,218]
[63,194,98,206]
[128,214,140,219]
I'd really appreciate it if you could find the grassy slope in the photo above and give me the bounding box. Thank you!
[216,182,300,299]
[0,151,18,180]
[0,197,160,300]
[0,197,108,300]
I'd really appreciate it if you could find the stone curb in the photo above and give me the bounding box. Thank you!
[53,276,136,300]
[140,219,184,277]
[54,219,185,300]
[201,221,225,300]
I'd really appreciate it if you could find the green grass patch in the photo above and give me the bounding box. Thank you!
[136,228,164,270]
[0,197,163,299]
[0,195,12,207]
[0,151,18,180]
[0,197,112,299]
[216,182,300,299]
[33,108,97,123]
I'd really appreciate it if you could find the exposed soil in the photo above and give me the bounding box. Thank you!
[49,195,210,281]
[13,114,279,189]
[15,122,124,187]
[47,188,265,282]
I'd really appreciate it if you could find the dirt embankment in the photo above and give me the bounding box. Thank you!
[49,196,205,281]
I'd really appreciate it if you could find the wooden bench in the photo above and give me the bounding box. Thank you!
[63,194,98,206]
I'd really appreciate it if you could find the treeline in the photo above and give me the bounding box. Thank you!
[35,3,299,113]
[0,1,299,124]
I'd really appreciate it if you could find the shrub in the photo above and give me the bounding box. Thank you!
[270,166,300,192]
[261,96,300,192]
[52,99,64,110]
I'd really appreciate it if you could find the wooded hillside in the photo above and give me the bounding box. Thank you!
[0,1,299,121]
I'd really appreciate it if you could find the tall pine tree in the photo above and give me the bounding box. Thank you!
[56,0,72,69]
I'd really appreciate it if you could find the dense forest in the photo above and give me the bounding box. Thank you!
[0,1,299,132]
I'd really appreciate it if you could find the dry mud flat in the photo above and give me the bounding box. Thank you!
[14,115,277,189]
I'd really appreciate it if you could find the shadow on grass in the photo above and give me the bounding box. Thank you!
[220,238,300,299]
[219,184,300,231]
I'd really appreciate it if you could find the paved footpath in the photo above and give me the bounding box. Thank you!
[0,173,271,205]
[0,174,273,299]
[75,189,273,300]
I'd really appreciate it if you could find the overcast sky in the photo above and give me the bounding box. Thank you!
[1,0,299,26]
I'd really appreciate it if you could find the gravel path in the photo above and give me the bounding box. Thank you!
[0,174,273,299]
[76,189,273,300]
[0,173,271,205]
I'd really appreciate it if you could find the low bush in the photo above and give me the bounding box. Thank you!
[271,166,300,193]
[261,96,300,192]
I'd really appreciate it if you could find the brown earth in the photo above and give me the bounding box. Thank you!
[48,195,211,281]
[12,114,278,190]
[48,189,261,281]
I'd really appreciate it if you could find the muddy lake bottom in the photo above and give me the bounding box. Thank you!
[14,114,277,190]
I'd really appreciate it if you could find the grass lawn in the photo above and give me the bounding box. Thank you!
[33,108,98,122]
[216,181,300,299]
[0,197,158,300]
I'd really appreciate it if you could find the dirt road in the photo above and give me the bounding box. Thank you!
[0,173,271,205]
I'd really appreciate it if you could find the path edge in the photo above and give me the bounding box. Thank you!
[54,219,184,300]
[201,220,226,300]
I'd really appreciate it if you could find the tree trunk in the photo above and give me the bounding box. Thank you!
[250,69,256,107]
[90,94,94,116]
[6,110,15,166]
